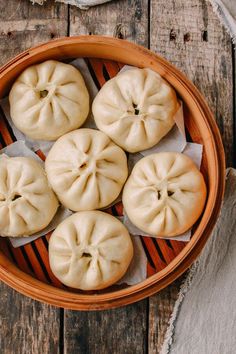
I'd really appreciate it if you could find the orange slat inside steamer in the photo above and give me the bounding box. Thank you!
[23,243,49,283]
[34,237,64,288]
[36,149,46,161]
[141,237,167,271]
[103,60,120,78]
[114,202,123,216]
[88,58,106,86]
[0,238,14,262]
[170,240,186,256]
[7,242,32,275]
[155,239,177,264]
[0,116,14,145]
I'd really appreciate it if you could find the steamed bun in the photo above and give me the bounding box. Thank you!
[122,152,207,237]
[45,129,128,211]
[49,211,133,290]
[0,155,58,237]
[92,68,178,152]
[9,60,89,140]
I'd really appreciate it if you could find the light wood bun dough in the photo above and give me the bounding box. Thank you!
[122,152,207,237]
[0,156,58,237]
[45,129,128,211]
[49,211,133,290]
[92,68,178,153]
[9,60,89,140]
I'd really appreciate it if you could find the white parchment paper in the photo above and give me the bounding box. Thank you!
[118,235,147,285]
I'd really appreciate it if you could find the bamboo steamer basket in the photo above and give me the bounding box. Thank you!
[0,36,225,310]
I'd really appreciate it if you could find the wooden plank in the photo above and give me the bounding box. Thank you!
[149,1,233,352]
[150,0,233,166]
[0,1,67,354]
[64,300,147,354]
[0,0,68,67]
[69,0,149,47]
[149,277,184,354]
[64,3,149,354]
[0,282,61,354]
[234,50,236,167]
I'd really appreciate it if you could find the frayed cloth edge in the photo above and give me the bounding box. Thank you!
[209,0,236,44]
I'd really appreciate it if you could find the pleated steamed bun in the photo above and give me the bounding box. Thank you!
[9,60,89,140]
[122,152,207,237]
[0,155,58,237]
[92,68,179,152]
[49,211,133,290]
[45,129,128,211]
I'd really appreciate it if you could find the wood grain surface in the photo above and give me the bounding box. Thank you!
[0,0,233,353]
[150,0,233,166]
[64,300,147,354]
[0,282,60,354]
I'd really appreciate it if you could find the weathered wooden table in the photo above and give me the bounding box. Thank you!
[0,0,233,353]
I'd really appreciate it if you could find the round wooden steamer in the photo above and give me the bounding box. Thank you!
[0,36,225,310]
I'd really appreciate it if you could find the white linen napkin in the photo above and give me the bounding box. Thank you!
[161,169,236,354]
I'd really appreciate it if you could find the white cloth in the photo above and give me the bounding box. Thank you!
[161,169,236,354]
[210,0,236,42]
